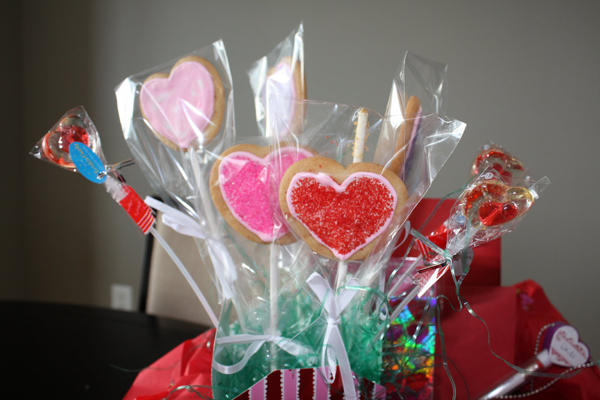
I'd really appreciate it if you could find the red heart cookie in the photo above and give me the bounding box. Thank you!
[210,144,313,244]
[280,156,408,261]
[140,55,225,150]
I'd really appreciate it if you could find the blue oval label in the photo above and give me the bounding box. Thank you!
[69,142,107,184]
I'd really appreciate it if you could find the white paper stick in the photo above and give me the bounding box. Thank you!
[190,149,219,234]
[335,109,369,292]
[352,108,369,163]
[150,225,219,327]
[269,246,279,371]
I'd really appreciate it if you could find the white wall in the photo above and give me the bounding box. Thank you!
[13,0,600,355]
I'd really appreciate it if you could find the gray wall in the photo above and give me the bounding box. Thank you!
[7,0,600,355]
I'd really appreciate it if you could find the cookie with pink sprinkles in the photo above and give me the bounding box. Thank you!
[210,144,314,244]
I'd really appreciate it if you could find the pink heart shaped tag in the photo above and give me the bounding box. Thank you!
[545,324,590,367]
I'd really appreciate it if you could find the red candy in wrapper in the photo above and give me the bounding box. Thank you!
[462,178,534,228]
[471,143,525,184]
[32,106,100,171]
[31,106,153,234]
[412,147,549,294]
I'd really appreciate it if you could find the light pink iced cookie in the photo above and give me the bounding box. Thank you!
[280,156,408,261]
[265,56,305,135]
[210,144,313,244]
[140,56,225,150]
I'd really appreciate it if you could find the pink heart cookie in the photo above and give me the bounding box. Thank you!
[140,56,225,150]
[210,144,313,244]
[264,56,305,136]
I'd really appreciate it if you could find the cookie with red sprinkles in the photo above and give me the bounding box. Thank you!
[280,156,408,260]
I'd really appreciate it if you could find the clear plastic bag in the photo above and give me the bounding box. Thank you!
[248,23,305,137]
[396,144,550,304]
[446,167,551,256]
[269,52,466,389]
[115,40,234,222]
[115,40,235,305]
[270,53,466,290]
[30,106,104,171]
[30,106,155,234]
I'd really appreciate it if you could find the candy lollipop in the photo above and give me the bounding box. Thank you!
[385,150,549,327]
[32,106,219,327]
[32,106,100,171]
[471,143,525,184]
[280,109,409,262]
[446,169,542,255]
[209,144,313,244]
[32,106,156,234]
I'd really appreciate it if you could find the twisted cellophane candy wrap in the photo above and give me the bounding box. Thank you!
[248,23,305,137]
[30,106,103,171]
[30,106,155,234]
[115,40,235,307]
[266,51,465,396]
[445,168,550,256]
[411,145,550,295]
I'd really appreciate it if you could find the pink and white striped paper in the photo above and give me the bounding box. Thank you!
[233,367,386,400]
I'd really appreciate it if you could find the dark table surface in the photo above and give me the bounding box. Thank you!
[1,300,208,399]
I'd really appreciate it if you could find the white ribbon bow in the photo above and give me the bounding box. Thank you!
[144,197,235,299]
[306,272,359,400]
[212,333,314,375]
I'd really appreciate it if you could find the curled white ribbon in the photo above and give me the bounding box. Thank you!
[144,197,235,300]
[307,272,359,400]
[212,333,314,375]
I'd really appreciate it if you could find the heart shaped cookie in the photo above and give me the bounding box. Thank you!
[280,156,408,261]
[264,56,305,136]
[140,55,225,150]
[210,144,313,244]
[463,179,534,227]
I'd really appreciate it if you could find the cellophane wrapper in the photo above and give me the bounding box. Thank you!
[445,167,550,256]
[248,23,305,137]
[269,51,465,394]
[115,40,235,306]
[30,106,106,171]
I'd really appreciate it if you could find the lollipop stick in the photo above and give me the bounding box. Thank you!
[269,246,279,371]
[335,109,369,292]
[150,225,219,327]
[190,149,219,233]
[189,148,233,315]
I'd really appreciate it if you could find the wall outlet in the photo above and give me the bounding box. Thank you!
[111,283,134,311]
